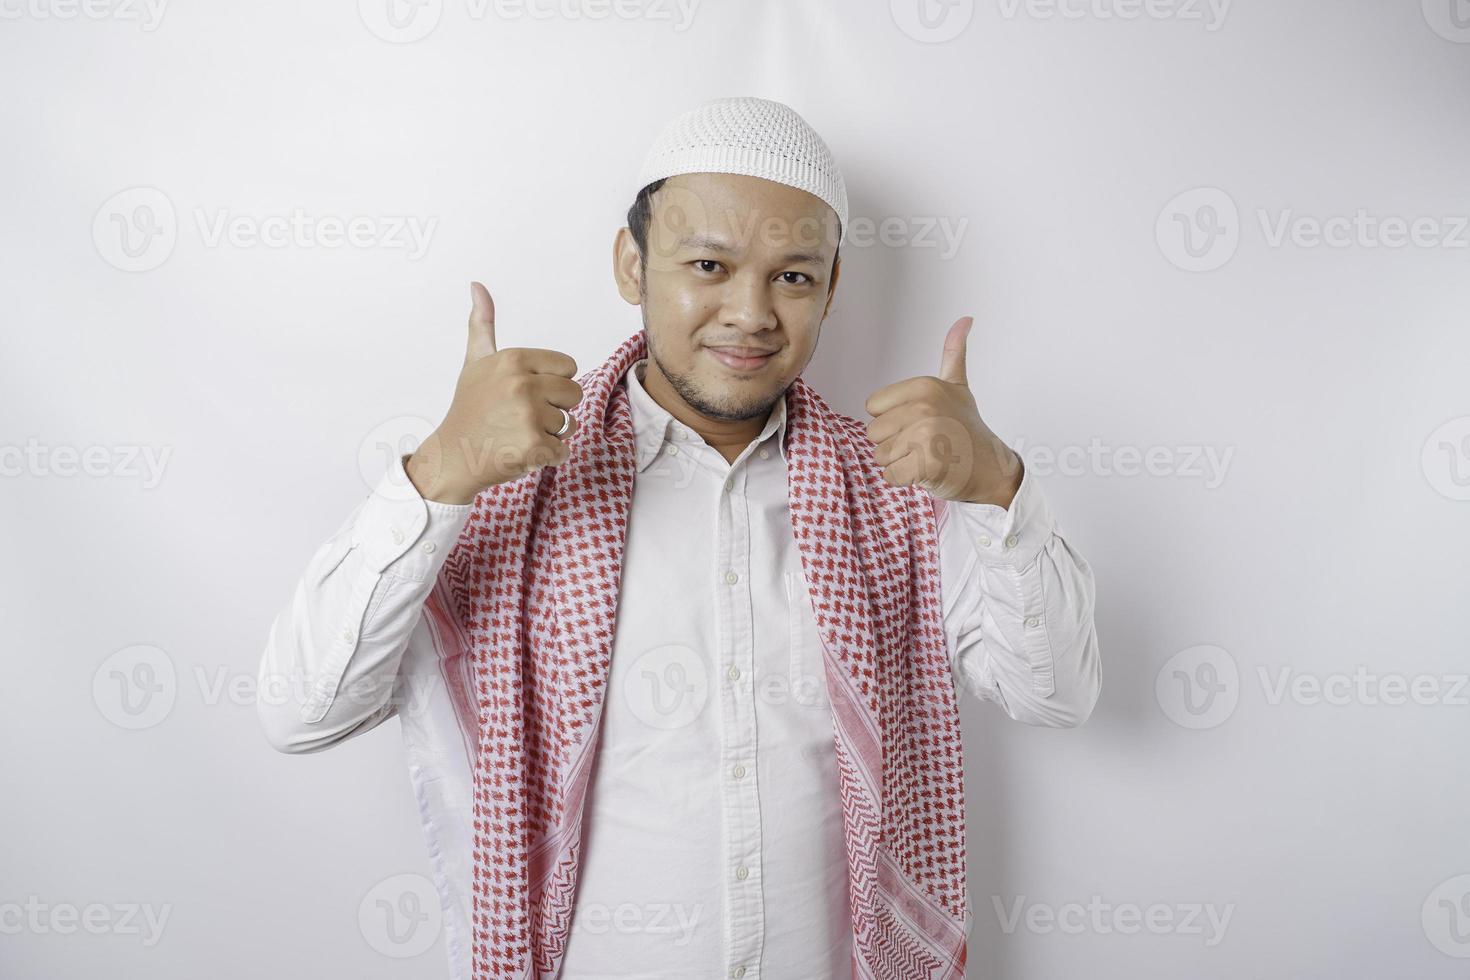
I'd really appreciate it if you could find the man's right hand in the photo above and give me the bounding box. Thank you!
[406,282,584,505]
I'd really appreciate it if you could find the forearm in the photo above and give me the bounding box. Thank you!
[255,454,472,753]
[937,465,1102,727]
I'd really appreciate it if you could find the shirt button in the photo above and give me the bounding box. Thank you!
[666,445,678,455]
[390,526,404,544]
[1025,616,1040,628]
[732,764,746,779]
[733,968,746,979]
[758,449,769,459]
[727,664,741,681]
[723,478,733,492]
[1004,534,1019,549]
[341,627,356,644]
[735,865,749,880]
[725,570,738,585]
[422,541,436,554]
[977,534,992,548]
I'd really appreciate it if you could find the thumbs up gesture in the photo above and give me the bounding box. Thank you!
[863,316,1023,508]
[405,282,585,504]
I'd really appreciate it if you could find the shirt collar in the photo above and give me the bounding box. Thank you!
[623,357,788,472]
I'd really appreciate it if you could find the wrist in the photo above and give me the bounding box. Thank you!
[406,436,480,505]
[964,444,1024,508]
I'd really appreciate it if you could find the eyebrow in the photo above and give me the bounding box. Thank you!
[676,233,827,267]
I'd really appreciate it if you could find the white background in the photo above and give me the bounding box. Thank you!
[3,1,1469,977]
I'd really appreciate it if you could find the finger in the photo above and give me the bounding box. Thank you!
[512,348,579,379]
[938,315,972,387]
[534,376,585,409]
[865,402,932,448]
[537,402,579,439]
[882,445,924,488]
[864,376,931,417]
[466,281,497,363]
[873,428,921,468]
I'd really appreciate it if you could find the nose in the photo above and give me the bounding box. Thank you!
[718,271,778,335]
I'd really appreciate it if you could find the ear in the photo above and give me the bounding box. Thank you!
[821,251,841,320]
[613,227,644,306]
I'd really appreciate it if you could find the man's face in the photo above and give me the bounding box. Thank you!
[616,172,841,423]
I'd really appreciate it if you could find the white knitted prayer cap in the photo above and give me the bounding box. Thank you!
[635,96,848,246]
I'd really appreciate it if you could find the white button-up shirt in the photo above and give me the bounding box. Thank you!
[256,356,1101,980]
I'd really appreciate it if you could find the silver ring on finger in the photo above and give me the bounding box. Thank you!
[553,407,572,438]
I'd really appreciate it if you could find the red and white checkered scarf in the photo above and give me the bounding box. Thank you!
[428,327,970,979]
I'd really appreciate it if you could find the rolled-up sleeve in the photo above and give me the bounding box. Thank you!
[934,463,1101,727]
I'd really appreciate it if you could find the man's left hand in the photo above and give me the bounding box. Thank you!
[863,316,1024,509]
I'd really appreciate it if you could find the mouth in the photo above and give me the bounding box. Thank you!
[705,345,778,372]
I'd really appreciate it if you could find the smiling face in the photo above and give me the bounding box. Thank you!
[614,172,842,429]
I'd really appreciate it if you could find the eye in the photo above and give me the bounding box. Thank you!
[778,271,812,285]
[692,259,722,274]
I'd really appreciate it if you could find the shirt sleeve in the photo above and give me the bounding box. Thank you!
[934,462,1101,727]
[255,453,473,753]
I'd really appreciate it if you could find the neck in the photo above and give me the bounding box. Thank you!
[637,360,771,465]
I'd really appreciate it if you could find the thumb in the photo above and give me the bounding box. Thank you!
[465,281,497,363]
[938,315,972,387]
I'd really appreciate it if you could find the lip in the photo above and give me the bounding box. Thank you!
[705,346,777,372]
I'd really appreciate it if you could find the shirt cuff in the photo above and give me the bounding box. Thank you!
[940,461,1055,570]
[355,452,473,582]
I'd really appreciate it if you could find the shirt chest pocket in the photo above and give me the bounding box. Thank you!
[782,562,829,709]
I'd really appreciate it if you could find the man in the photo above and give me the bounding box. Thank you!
[257,95,1100,980]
